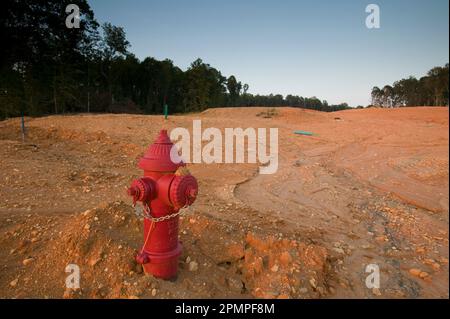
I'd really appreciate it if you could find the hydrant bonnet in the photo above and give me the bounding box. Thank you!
[138,129,185,172]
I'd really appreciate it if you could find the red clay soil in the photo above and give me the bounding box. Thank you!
[0,106,448,298]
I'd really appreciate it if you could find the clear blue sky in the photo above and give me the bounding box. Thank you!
[89,0,449,106]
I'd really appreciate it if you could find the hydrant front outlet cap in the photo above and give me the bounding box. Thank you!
[128,178,154,205]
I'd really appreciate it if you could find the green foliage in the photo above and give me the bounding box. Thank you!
[226,75,241,105]
[0,0,355,119]
[371,65,449,107]
[101,22,129,60]
[0,0,98,117]
[183,58,226,112]
[235,94,349,112]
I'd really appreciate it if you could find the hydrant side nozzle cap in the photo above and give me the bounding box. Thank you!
[169,174,198,209]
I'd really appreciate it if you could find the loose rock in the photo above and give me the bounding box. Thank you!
[10,278,18,287]
[188,261,198,272]
[22,257,34,266]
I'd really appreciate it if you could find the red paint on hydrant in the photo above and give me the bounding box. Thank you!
[127,129,198,279]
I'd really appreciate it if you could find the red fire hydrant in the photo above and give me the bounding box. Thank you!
[127,129,198,279]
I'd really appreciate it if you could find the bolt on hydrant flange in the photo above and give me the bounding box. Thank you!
[127,129,198,279]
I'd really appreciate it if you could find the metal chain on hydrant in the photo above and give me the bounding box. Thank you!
[133,202,189,222]
[134,202,190,256]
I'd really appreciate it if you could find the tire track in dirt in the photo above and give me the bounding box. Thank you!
[234,109,448,298]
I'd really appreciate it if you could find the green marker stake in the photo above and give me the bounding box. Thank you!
[164,104,168,120]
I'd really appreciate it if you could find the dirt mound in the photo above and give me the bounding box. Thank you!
[0,200,332,299]
[201,107,326,123]
[1,201,143,298]
[242,233,329,298]
[56,201,142,298]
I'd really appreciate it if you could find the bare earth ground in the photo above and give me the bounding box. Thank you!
[0,106,448,299]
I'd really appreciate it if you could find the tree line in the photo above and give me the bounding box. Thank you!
[371,64,449,108]
[0,0,352,120]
